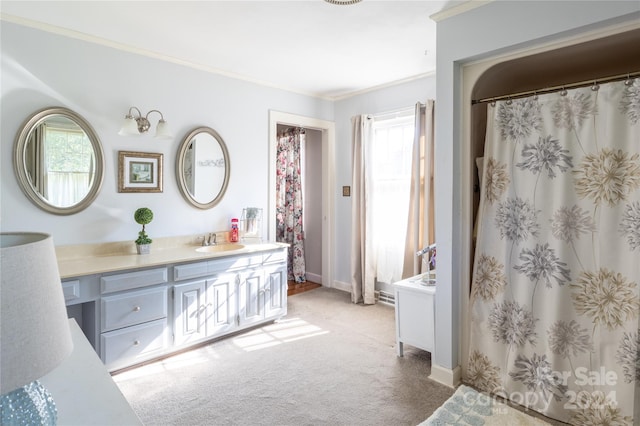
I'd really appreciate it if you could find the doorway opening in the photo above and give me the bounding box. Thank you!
[268,111,336,291]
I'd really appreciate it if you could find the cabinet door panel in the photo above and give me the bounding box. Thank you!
[173,281,206,345]
[238,270,265,326]
[395,287,434,353]
[264,264,287,319]
[205,273,237,337]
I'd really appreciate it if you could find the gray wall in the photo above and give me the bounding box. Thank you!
[1,21,332,245]
[333,76,437,287]
[1,17,438,289]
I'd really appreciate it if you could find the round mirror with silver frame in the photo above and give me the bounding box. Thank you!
[13,107,105,215]
[176,127,230,209]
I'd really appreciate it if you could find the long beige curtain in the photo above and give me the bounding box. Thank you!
[350,114,376,304]
[403,100,435,278]
[467,79,639,424]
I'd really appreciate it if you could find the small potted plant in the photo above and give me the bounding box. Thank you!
[134,207,153,254]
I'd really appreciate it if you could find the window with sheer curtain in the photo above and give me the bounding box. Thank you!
[45,126,94,207]
[370,113,415,285]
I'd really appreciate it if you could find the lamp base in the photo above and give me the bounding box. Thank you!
[0,380,57,425]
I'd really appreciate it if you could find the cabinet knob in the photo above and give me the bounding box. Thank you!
[133,306,141,312]
[133,340,140,346]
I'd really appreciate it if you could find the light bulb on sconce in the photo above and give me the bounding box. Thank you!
[118,106,173,139]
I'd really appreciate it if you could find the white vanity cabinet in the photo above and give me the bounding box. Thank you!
[61,245,289,371]
[394,277,435,357]
[173,272,237,346]
[238,249,287,327]
[99,267,169,370]
[173,249,288,344]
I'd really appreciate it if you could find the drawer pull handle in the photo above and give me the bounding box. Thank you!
[133,340,140,346]
[133,306,141,312]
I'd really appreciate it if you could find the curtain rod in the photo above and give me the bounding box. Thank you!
[373,104,421,120]
[471,71,640,105]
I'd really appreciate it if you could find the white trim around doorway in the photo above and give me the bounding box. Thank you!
[268,111,336,288]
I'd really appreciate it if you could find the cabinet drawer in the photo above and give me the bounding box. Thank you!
[174,255,263,281]
[62,280,80,302]
[173,261,208,281]
[101,267,168,294]
[263,249,287,265]
[101,318,167,367]
[101,287,167,332]
[208,255,262,273]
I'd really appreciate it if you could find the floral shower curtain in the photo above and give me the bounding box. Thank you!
[276,128,306,282]
[468,79,639,424]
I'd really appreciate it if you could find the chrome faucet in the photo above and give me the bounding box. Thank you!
[416,243,437,272]
[201,233,217,246]
[416,243,436,257]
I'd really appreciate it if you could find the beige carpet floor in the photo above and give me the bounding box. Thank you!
[113,287,455,425]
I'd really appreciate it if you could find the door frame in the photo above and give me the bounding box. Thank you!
[268,111,336,288]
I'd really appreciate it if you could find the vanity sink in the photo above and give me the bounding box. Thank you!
[196,244,245,253]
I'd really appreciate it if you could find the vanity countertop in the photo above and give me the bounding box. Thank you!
[393,272,437,293]
[56,236,288,279]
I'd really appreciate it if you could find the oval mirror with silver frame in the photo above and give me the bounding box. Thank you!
[176,127,230,209]
[13,107,105,215]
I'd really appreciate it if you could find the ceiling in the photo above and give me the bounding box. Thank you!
[0,0,467,100]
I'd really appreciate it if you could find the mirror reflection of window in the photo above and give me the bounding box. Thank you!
[26,118,95,208]
[191,133,224,202]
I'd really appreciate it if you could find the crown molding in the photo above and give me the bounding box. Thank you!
[430,0,494,22]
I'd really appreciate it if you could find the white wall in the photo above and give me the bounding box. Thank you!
[333,76,437,286]
[1,22,333,246]
[433,0,640,382]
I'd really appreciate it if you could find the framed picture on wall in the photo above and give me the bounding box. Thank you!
[118,151,163,193]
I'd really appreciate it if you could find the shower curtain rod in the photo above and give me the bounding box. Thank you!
[471,71,640,105]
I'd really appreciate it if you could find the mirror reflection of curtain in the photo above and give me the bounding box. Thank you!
[184,141,195,195]
[26,123,47,198]
[403,100,436,278]
[47,172,90,208]
[468,79,639,423]
[275,128,306,283]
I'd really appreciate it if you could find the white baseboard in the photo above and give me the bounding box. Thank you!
[332,280,351,293]
[306,272,322,284]
[429,364,462,389]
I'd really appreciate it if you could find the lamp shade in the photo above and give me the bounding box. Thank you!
[0,233,73,394]
[118,116,140,136]
[154,119,172,139]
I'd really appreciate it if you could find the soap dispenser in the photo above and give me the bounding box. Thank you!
[230,218,239,243]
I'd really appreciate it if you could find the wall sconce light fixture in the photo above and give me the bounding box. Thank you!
[118,106,173,139]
